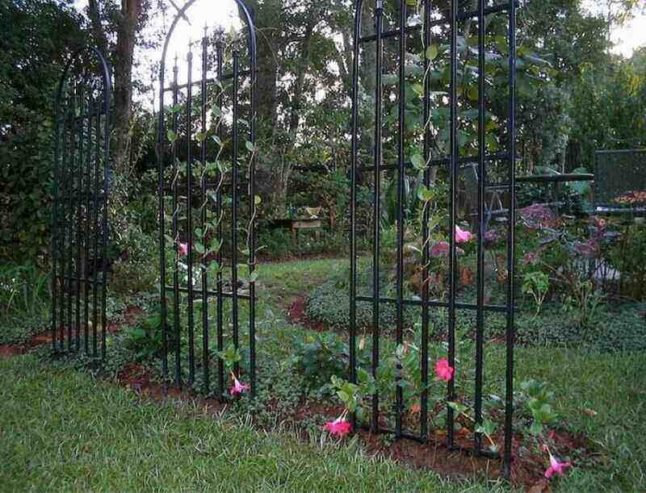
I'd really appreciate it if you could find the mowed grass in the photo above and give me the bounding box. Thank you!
[259,257,348,307]
[1,257,644,491]
[0,354,499,492]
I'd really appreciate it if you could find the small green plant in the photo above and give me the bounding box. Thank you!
[522,271,550,316]
[216,344,243,372]
[562,278,605,328]
[330,368,376,422]
[123,312,165,361]
[519,379,558,435]
[447,401,499,453]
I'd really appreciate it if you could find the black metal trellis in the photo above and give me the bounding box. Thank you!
[51,47,112,358]
[349,0,517,477]
[157,0,257,397]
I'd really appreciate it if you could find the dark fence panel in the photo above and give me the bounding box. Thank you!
[51,47,112,358]
[157,0,258,398]
[348,0,517,477]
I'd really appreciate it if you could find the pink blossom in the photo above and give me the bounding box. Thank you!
[484,229,501,247]
[522,252,539,265]
[323,412,352,437]
[178,242,189,256]
[544,453,572,479]
[455,226,474,243]
[591,216,606,230]
[574,239,599,258]
[229,373,250,396]
[520,204,558,229]
[430,241,450,257]
[429,241,465,257]
[434,358,454,382]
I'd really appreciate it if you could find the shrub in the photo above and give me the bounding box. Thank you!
[0,262,50,344]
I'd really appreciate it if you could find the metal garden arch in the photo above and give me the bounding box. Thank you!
[348,0,517,476]
[157,0,258,397]
[51,46,112,358]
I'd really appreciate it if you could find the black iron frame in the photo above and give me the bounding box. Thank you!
[157,0,258,397]
[348,0,517,476]
[51,47,112,358]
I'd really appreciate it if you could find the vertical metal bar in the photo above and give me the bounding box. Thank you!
[420,0,431,442]
[171,59,182,385]
[74,83,85,352]
[88,84,102,357]
[200,31,210,395]
[83,93,94,356]
[58,107,67,351]
[395,0,407,439]
[474,0,486,454]
[503,0,517,478]
[248,27,258,398]
[215,40,225,397]
[447,0,458,448]
[66,83,77,352]
[231,50,240,377]
[158,55,169,382]
[99,78,110,360]
[371,0,384,434]
[59,86,74,351]
[186,48,196,384]
[91,84,101,357]
[349,0,363,395]
[61,86,74,350]
[51,86,64,354]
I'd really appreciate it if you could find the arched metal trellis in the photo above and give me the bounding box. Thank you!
[348,0,517,476]
[157,1,258,397]
[51,47,112,358]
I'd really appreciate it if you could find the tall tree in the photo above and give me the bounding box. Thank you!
[87,0,151,176]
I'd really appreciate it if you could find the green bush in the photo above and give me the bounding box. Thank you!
[0,262,50,344]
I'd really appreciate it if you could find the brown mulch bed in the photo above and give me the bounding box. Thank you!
[1,303,595,490]
[287,296,327,332]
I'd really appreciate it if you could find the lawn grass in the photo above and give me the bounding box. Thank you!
[0,354,504,492]
[1,257,644,492]
[259,257,348,308]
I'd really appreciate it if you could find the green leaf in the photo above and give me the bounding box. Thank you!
[254,195,262,205]
[245,141,256,153]
[417,185,434,202]
[426,45,438,61]
[410,154,425,171]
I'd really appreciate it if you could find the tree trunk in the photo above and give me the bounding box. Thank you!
[86,0,142,176]
[112,0,140,176]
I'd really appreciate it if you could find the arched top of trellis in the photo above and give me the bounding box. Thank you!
[51,45,112,359]
[158,0,257,82]
[55,46,112,120]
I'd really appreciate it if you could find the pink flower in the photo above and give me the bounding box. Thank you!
[574,239,599,258]
[545,453,572,479]
[522,252,539,265]
[455,226,474,243]
[434,358,454,382]
[178,242,189,256]
[430,241,450,257]
[323,412,352,437]
[229,373,249,396]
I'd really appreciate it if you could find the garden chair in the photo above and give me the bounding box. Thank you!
[593,149,646,216]
[461,162,509,229]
